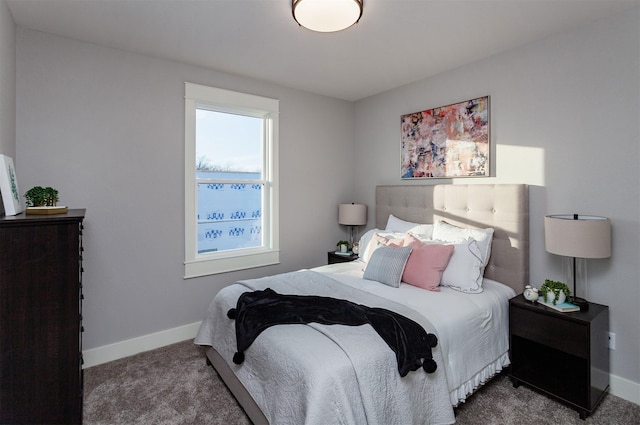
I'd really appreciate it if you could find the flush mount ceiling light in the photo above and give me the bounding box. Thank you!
[292,0,363,33]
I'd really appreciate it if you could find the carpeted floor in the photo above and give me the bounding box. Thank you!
[84,339,640,424]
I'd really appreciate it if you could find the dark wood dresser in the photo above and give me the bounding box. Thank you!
[0,209,85,424]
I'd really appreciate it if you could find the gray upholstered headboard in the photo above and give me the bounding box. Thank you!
[375,184,529,293]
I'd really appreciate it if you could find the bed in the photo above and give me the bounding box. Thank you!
[195,184,529,424]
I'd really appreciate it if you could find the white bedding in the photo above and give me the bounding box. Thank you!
[195,261,515,424]
[318,261,516,405]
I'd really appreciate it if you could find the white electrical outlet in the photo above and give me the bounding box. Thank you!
[608,332,616,350]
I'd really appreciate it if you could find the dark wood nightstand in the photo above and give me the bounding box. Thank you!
[328,251,359,264]
[508,294,609,419]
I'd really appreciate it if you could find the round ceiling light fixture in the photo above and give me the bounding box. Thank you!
[292,0,363,33]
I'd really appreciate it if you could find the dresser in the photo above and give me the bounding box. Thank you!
[0,210,85,424]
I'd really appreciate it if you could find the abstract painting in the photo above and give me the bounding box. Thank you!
[401,96,490,179]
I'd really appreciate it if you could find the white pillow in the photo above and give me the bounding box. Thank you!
[406,231,431,243]
[385,214,420,232]
[358,228,380,260]
[438,239,485,293]
[385,214,434,239]
[407,224,434,239]
[363,246,413,288]
[432,221,494,267]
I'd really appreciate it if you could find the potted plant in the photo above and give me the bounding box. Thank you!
[539,279,571,305]
[24,186,66,215]
[24,186,59,207]
[336,240,350,253]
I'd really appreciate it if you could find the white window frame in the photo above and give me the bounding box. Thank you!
[184,82,279,278]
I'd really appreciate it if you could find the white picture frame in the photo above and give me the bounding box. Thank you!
[0,154,23,216]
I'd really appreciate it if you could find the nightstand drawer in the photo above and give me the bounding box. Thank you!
[510,306,588,358]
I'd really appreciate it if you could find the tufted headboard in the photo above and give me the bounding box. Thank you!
[375,184,529,293]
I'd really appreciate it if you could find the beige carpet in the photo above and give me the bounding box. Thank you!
[84,339,640,424]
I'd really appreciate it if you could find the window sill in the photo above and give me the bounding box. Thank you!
[184,249,280,279]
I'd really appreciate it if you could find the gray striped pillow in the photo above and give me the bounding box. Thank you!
[363,245,413,288]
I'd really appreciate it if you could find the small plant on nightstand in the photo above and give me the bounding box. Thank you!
[539,279,571,305]
[336,240,350,253]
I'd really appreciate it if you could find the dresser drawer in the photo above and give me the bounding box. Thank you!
[510,306,588,358]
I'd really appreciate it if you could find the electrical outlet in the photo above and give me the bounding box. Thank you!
[608,332,616,350]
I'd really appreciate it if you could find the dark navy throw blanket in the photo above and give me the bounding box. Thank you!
[226,288,438,377]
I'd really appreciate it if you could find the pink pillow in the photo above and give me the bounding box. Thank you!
[402,237,454,291]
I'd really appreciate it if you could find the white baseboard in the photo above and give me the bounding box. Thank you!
[82,322,640,407]
[610,373,640,405]
[82,321,202,369]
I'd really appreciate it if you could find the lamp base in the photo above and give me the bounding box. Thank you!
[570,296,589,312]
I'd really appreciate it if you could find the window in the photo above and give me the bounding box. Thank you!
[184,83,279,278]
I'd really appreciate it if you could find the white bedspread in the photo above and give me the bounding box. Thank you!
[316,261,516,405]
[195,269,456,425]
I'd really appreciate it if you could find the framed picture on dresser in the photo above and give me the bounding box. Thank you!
[0,154,23,216]
[401,96,490,179]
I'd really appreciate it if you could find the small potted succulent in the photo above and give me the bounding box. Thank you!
[539,279,571,305]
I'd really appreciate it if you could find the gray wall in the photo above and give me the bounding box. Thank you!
[0,0,15,158]
[353,8,639,385]
[15,28,356,350]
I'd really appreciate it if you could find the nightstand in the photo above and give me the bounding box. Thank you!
[508,294,609,419]
[328,251,359,264]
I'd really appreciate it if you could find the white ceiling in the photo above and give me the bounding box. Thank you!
[6,0,639,101]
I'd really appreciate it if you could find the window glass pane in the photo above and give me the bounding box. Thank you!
[196,109,262,178]
[197,182,262,254]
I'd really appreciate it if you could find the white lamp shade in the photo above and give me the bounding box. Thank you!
[544,215,611,259]
[292,0,363,33]
[338,203,367,226]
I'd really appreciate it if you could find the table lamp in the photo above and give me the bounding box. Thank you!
[338,203,367,250]
[544,214,611,311]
